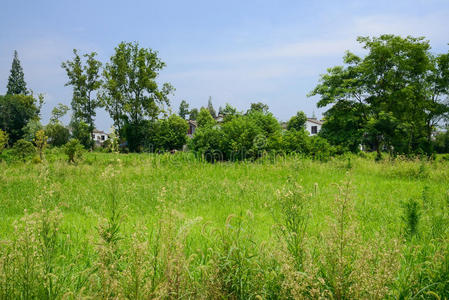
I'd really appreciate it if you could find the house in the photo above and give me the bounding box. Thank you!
[92,129,109,145]
[187,120,197,137]
[305,118,323,136]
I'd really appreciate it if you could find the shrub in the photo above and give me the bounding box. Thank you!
[45,122,70,147]
[64,139,84,163]
[0,129,8,154]
[402,198,420,238]
[11,139,35,161]
[34,129,47,160]
[309,135,334,161]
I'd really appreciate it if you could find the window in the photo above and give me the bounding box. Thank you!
[101,135,105,140]
[311,126,318,134]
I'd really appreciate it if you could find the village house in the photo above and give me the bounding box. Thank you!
[92,129,109,145]
[305,118,323,136]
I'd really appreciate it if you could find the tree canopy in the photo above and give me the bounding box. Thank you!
[6,51,28,95]
[309,35,449,156]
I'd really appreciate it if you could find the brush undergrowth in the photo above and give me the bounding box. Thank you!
[0,153,448,299]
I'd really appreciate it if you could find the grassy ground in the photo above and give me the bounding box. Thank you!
[0,151,448,299]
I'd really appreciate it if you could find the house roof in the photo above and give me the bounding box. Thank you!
[93,129,108,134]
[306,118,323,125]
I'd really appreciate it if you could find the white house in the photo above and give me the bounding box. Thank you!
[92,129,109,145]
[305,118,323,136]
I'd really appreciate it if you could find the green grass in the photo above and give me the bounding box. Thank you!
[0,151,448,298]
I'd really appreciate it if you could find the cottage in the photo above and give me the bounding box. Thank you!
[187,120,197,137]
[92,129,109,145]
[305,118,323,136]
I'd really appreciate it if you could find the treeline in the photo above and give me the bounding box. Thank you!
[1,35,449,162]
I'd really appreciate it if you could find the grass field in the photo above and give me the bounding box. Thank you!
[0,151,448,299]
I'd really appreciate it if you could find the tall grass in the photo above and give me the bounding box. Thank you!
[0,152,448,298]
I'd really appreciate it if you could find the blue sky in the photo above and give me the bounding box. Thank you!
[1,0,449,130]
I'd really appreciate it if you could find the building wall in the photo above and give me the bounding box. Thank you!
[92,133,109,143]
[305,120,322,136]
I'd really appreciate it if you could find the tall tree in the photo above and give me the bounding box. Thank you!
[62,50,102,149]
[207,96,217,118]
[189,108,199,120]
[309,35,449,156]
[287,111,308,131]
[6,50,28,95]
[103,41,173,151]
[178,100,190,119]
[247,102,269,114]
[0,94,40,144]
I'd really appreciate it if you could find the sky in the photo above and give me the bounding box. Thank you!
[1,0,449,131]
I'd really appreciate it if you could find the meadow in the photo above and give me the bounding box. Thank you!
[0,151,448,299]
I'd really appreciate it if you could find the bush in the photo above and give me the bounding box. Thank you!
[64,139,84,163]
[309,136,334,161]
[0,129,8,154]
[11,139,35,162]
[189,126,225,162]
[45,122,70,147]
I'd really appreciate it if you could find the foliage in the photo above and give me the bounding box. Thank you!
[34,130,47,160]
[196,107,216,128]
[45,122,70,147]
[11,139,35,161]
[103,41,174,151]
[0,94,40,144]
[6,50,28,95]
[62,49,103,148]
[22,119,43,142]
[145,115,188,151]
[286,111,307,131]
[309,35,449,156]
[219,103,241,122]
[64,139,84,163]
[70,119,93,149]
[207,96,216,118]
[1,154,449,298]
[50,103,69,123]
[188,108,198,120]
[247,102,269,114]
[0,129,8,154]
[178,100,189,119]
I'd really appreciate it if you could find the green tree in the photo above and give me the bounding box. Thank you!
[45,103,70,147]
[12,139,35,161]
[220,103,241,122]
[103,42,174,151]
[197,108,216,128]
[207,96,216,118]
[64,139,84,163]
[189,108,199,120]
[62,50,102,149]
[247,102,269,114]
[0,94,40,144]
[34,129,47,160]
[0,129,8,154]
[6,50,28,95]
[309,35,449,156]
[178,100,190,119]
[22,119,43,142]
[70,119,92,149]
[287,111,308,131]
[50,103,70,123]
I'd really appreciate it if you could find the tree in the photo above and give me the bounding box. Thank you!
[64,139,84,163]
[103,42,174,151]
[62,49,102,149]
[189,108,199,120]
[46,103,70,147]
[220,103,241,122]
[0,94,40,144]
[309,35,449,156]
[12,139,35,161]
[34,129,47,160]
[6,50,28,95]
[287,111,308,131]
[207,96,217,118]
[247,102,269,114]
[197,108,216,128]
[22,119,43,142]
[0,129,8,154]
[70,119,92,149]
[50,103,69,123]
[178,100,190,119]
